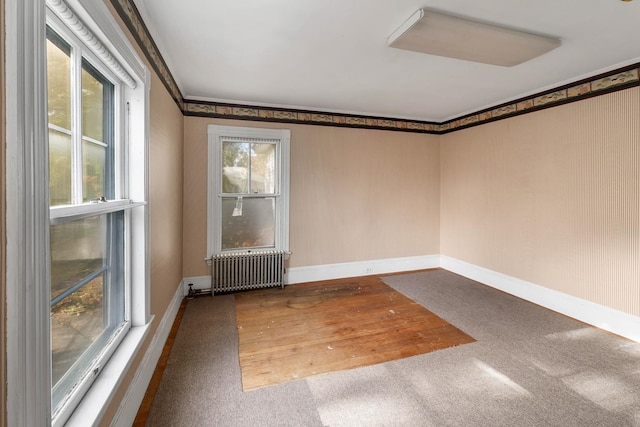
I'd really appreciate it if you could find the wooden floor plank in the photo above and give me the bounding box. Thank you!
[235,275,475,390]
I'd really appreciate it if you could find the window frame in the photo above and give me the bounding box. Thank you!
[207,125,291,260]
[5,0,152,425]
[45,25,127,416]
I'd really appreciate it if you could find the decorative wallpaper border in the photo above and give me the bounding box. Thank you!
[183,101,441,133]
[109,0,184,110]
[444,65,640,133]
[111,0,640,135]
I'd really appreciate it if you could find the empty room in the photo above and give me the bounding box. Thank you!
[2,0,640,426]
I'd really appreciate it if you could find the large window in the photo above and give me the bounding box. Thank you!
[5,0,150,425]
[46,21,127,419]
[207,125,290,257]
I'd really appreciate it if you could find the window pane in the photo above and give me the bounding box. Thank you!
[51,275,104,386]
[83,140,106,202]
[81,64,105,142]
[221,197,275,249]
[46,35,71,130]
[82,61,114,200]
[222,142,249,193]
[50,212,125,411]
[250,143,275,194]
[50,215,106,301]
[49,128,72,206]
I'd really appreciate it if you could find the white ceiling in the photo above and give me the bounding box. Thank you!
[132,0,640,122]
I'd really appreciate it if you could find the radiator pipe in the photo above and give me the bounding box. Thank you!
[187,284,213,299]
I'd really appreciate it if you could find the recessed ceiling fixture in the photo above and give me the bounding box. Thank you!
[388,8,561,67]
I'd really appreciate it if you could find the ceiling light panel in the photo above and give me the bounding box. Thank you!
[388,9,561,67]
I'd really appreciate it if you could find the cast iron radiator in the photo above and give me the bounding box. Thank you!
[210,250,287,294]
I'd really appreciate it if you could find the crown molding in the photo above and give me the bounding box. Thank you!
[48,0,137,88]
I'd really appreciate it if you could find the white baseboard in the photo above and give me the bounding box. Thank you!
[110,281,184,427]
[287,254,441,285]
[182,275,212,295]
[184,255,440,290]
[114,255,638,425]
[180,255,640,343]
[183,256,440,292]
[440,255,640,343]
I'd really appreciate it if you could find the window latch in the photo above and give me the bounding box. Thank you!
[91,196,107,203]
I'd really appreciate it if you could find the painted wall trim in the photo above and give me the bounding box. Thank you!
[67,318,153,426]
[108,0,640,135]
[440,255,640,343]
[5,0,51,424]
[287,255,441,285]
[183,255,441,294]
[182,254,640,343]
[110,281,184,427]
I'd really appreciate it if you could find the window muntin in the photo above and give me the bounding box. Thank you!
[46,20,128,420]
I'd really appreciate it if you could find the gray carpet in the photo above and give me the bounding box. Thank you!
[145,269,640,426]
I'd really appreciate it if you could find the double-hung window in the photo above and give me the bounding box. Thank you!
[207,125,290,257]
[45,1,149,425]
[46,24,122,420]
[6,0,148,425]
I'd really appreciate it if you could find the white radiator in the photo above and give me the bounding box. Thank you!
[210,250,287,294]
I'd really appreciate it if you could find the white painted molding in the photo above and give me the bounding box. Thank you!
[46,0,137,88]
[110,281,185,427]
[66,318,153,427]
[207,125,291,258]
[287,255,441,285]
[440,255,640,343]
[57,0,146,82]
[5,0,51,425]
[184,255,440,295]
[180,254,639,344]
[182,276,213,295]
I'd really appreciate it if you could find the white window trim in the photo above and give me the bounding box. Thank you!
[5,0,152,425]
[206,125,291,262]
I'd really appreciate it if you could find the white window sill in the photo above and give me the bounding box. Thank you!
[63,317,154,427]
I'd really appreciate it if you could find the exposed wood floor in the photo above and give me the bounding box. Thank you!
[134,273,475,423]
[235,275,475,390]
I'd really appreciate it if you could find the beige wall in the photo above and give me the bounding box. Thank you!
[183,117,441,277]
[441,88,640,317]
[100,2,185,423]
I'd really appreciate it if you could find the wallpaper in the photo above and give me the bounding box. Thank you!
[110,0,640,134]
